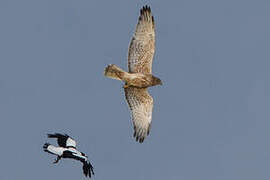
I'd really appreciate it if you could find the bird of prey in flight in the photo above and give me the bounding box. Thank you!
[104,5,162,143]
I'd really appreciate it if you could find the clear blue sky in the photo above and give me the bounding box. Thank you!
[0,0,270,179]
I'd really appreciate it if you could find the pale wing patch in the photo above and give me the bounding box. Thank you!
[66,137,76,148]
[124,87,153,143]
[47,145,65,156]
[128,6,155,74]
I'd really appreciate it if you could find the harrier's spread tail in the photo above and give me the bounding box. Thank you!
[104,64,128,81]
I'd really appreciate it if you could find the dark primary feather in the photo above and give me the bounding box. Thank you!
[83,161,94,178]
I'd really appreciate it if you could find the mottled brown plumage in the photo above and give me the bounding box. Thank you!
[104,5,162,143]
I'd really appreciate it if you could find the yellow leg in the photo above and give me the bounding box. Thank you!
[123,84,129,89]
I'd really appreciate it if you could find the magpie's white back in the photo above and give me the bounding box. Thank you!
[43,133,94,178]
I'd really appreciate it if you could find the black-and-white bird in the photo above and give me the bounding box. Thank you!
[43,133,94,178]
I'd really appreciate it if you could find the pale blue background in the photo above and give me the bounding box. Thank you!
[0,0,270,180]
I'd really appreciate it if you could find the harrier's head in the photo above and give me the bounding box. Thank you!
[152,76,162,86]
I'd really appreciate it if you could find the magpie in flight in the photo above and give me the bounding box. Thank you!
[43,133,94,178]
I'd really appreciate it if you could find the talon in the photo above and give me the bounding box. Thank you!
[123,84,129,89]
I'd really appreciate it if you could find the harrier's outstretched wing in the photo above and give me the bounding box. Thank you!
[124,87,153,143]
[128,5,155,74]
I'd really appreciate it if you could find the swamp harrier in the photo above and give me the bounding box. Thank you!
[104,5,162,143]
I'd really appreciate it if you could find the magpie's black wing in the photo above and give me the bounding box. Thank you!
[82,161,94,178]
[63,151,94,178]
[47,133,69,147]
